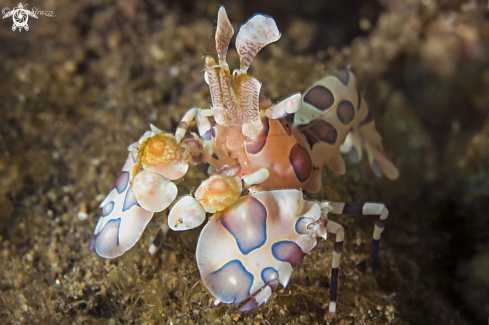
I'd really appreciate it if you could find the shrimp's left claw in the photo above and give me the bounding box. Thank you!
[90,153,154,259]
[91,125,196,259]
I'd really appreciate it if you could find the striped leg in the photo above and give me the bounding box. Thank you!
[174,108,198,143]
[330,202,388,270]
[175,108,220,161]
[195,110,214,152]
[148,228,165,256]
[326,220,344,315]
[174,108,218,142]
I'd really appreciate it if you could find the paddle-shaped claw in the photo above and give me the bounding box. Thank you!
[90,153,154,259]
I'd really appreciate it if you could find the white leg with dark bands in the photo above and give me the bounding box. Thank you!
[326,220,344,314]
[148,228,165,256]
[329,201,388,270]
[175,108,199,143]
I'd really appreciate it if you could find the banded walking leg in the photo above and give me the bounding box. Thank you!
[174,108,198,143]
[326,220,344,314]
[174,108,219,143]
[148,228,165,256]
[330,202,389,270]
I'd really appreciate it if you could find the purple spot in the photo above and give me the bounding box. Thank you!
[221,196,267,255]
[272,241,305,268]
[295,216,315,234]
[337,100,355,125]
[303,85,334,111]
[206,260,254,304]
[122,186,139,212]
[93,218,122,256]
[102,201,114,217]
[201,129,212,141]
[115,171,130,194]
[289,144,312,182]
[299,120,337,146]
[245,118,269,155]
[261,267,279,283]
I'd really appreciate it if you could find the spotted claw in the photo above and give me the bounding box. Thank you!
[196,190,321,310]
[90,153,154,259]
[91,126,191,259]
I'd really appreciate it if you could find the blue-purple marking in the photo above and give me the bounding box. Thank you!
[303,85,334,111]
[207,260,254,304]
[289,144,312,183]
[271,241,305,268]
[102,201,114,217]
[337,100,355,125]
[201,129,212,141]
[122,186,140,212]
[92,217,122,257]
[115,171,130,194]
[295,216,315,235]
[261,267,279,283]
[221,197,267,255]
[245,118,269,155]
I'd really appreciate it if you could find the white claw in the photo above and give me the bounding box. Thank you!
[168,196,206,231]
[132,170,178,212]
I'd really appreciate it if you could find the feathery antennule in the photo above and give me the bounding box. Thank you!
[215,7,234,64]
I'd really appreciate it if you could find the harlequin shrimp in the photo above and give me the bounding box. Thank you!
[91,7,398,315]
